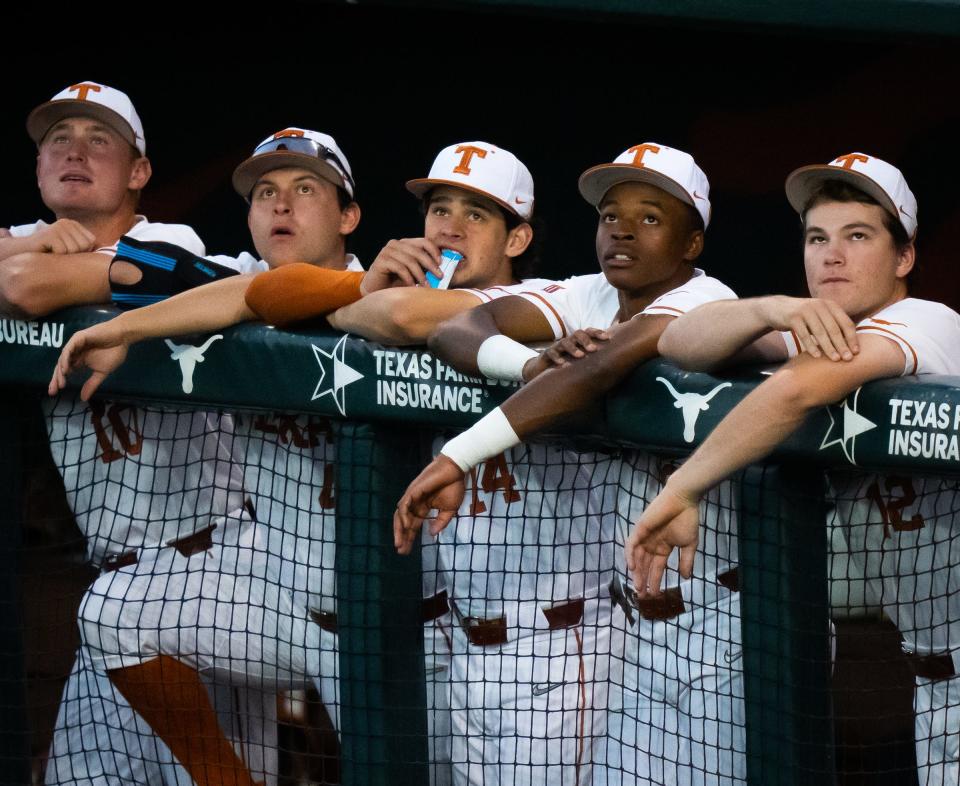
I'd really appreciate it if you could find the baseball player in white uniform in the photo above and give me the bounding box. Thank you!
[520,266,744,784]
[334,142,566,786]
[633,153,960,785]
[0,81,263,786]
[396,144,741,784]
[46,126,367,786]
[814,298,960,786]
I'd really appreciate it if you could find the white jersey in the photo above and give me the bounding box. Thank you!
[459,276,558,304]
[11,216,247,566]
[234,399,431,618]
[824,298,960,656]
[233,412,338,615]
[516,269,740,593]
[438,440,619,620]
[433,278,613,619]
[405,279,559,607]
[615,452,739,600]
[782,297,960,377]
[225,255,364,615]
[441,273,738,617]
[515,268,736,337]
[9,215,204,258]
[208,252,268,275]
[46,398,247,566]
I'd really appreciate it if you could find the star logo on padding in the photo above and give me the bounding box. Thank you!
[311,335,364,416]
[819,386,877,465]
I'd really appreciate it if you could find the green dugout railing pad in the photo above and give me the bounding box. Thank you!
[3,307,960,474]
[0,308,518,427]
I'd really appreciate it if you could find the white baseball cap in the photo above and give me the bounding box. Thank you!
[27,81,146,155]
[785,153,917,238]
[232,128,355,200]
[578,143,711,229]
[406,141,534,220]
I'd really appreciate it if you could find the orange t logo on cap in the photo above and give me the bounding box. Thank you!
[68,83,102,102]
[453,145,488,175]
[274,129,305,139]
[833,153,869,170]
[628,144,661,168]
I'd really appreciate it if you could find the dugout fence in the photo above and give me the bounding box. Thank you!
[1,306,959,785]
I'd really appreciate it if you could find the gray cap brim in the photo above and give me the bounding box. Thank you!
[405,177,527,217]
[27,100,141,153]
[232,152,349,199]
[578,163,695,209]
[785,164,898,221]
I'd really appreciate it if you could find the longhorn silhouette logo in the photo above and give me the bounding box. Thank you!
[165,335,223,394]
[655,377,732,443]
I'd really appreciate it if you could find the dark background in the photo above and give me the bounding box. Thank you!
[3,1,958,306]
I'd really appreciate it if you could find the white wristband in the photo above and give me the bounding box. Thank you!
[441,407,521,471]
[476,334,539,382]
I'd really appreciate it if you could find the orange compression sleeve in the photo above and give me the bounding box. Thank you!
[244,263,365,326]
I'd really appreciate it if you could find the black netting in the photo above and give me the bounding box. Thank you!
[829,470,960,786]
[5,391,957,786]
